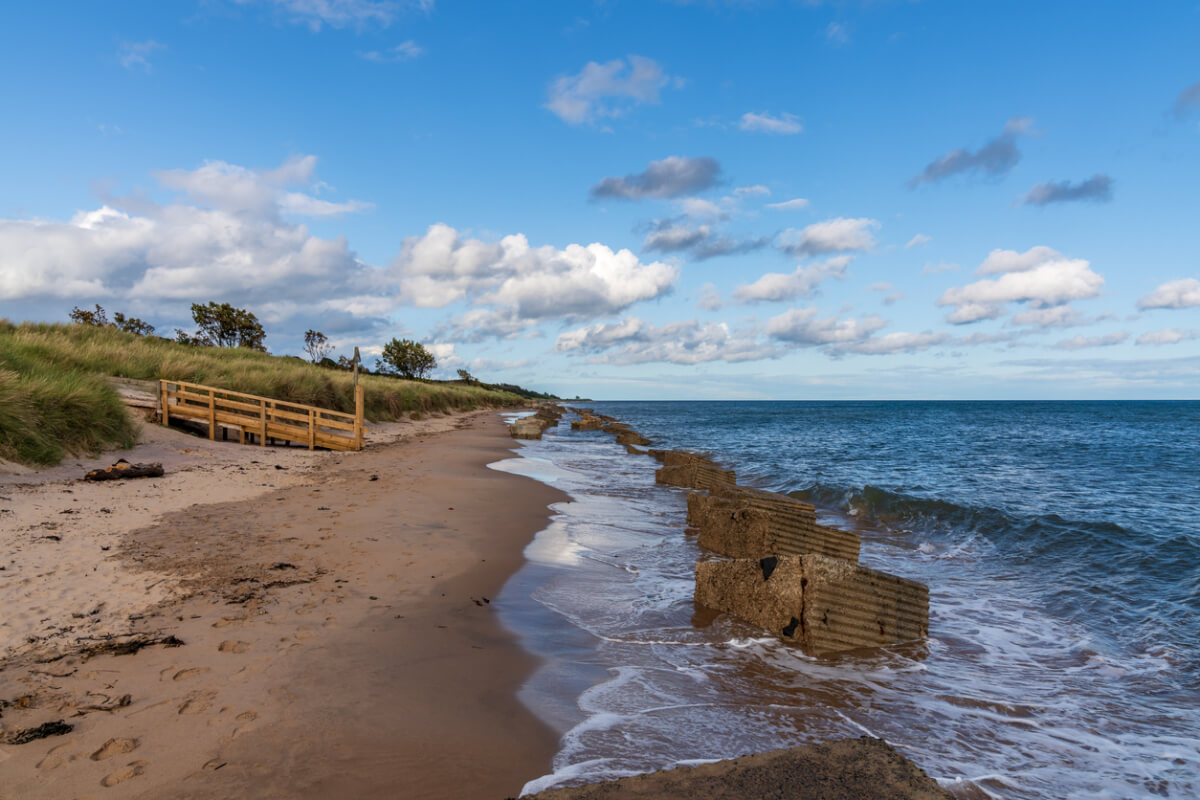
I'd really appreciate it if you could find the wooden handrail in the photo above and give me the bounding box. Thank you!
[160,379,364,451]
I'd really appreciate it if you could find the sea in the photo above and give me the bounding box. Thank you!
[490,401,1200,800]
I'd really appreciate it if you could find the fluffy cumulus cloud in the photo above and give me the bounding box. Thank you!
[777,217,879,258]
[1136,328,1199,346]
[556,317,776,365]
[739,112,803,135]
[909,117,1033,188]
[938,246,1104,325]
[1023,174,1113,206]
[732,256,851,304]
[590,156,720,200]
[1055,331,1128,350]
[765,307,886,346]
[391,223,679,331]
[1137,277,1200,310]
[545,55,676,125]
[0,156,372,309]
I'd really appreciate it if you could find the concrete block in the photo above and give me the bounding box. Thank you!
[694,554,929,655]
[655,461,736,490]
[690,485,860,563]
[509,417,548,439]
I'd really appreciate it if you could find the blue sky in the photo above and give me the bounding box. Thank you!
[1,1,1198,399]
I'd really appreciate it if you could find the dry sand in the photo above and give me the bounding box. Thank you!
[0,410,564,799]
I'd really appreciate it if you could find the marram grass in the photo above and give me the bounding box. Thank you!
[0,321,524,466]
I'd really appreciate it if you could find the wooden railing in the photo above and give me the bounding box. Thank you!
[160,380,364,451]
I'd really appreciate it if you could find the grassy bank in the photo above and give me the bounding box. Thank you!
[0,321,525,465]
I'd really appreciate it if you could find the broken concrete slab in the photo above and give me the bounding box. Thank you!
[509,418,549,439]
[688,486,861,563]
[694,553,929,655]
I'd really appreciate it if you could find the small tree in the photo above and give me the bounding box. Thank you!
[190,302,266,351]
[379,338,437,380]
[69,304,110,327]
[303,330,333,364]
[113,312,155,337]
[456,368,478,385]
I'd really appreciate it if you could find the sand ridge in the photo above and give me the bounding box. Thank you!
[0,410,564,799]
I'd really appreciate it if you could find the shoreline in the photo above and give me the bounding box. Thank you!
[0,410,564,798]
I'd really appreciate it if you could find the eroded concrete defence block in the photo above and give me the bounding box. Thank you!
[509,417,548,439]
[694,554,929,655]
[687,486,860,563]
[656,461,736,490]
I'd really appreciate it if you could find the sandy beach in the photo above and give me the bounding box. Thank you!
[0,410,563,799]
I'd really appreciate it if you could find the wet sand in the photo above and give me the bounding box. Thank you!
[0,411,564,799]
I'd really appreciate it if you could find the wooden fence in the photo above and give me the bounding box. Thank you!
[160,380,364,451]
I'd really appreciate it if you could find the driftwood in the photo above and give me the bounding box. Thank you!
[2,720,73,745]
[84,459,165,482]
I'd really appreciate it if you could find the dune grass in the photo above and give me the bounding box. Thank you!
[0,321,525,465]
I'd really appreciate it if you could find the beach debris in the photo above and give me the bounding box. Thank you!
[36,634,185,664]
[687,485,861,563]
[571,415,603,431]
[2,720,74,745]
[694,553,929,655]
[654,451,736,490]
[83,459,165,482]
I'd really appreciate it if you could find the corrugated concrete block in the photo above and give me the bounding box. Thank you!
[571,417,603,431]
[694,554,929,655]
[655,461,736,490]
[509,418,548,439]
[615,430,652,446]
[687,485,861,563]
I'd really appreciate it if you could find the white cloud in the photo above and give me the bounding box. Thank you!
[739,111,803,135]
[733,256,850,304]
[976,245,1062,275]
[1010,305,1082,328]
[545,55,676,125]
[905,234,931,249]
[556,317,776,365]
[1136,328,1199,346]
[591,156,720,200]
[0,156,371,307]
[118,40,165,72]
[1138,277,1200,310]
[733,185,770,198]
[938,250,1104,324]
[391,223,679,323]
[766,198,810,211]
[678,197,726,219]
[359,40,423,62]
[825,22,849,45]
[765,307,886,346]
[778,217,879,258]
[1054,332,1128,350]
[909,116,1034,187]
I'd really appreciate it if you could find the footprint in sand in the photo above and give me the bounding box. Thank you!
[101,760,146,787]
[36,742,76,770]
[236,711,258,722]
[90,738,138,761]
[218,640,251,654]
[178,692,215,715]
[172,667,210,681]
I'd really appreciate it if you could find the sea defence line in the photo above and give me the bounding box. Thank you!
[509,404,930,655]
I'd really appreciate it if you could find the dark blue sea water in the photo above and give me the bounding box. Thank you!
[493,402,1200,799]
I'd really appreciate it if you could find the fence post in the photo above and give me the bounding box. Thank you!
[208,389,216,440]
[160,380,170,427]
[355,383,364,450]
[259,400,267,447]
[308,409,316,450]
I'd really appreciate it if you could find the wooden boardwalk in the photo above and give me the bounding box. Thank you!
[160,380,363,451]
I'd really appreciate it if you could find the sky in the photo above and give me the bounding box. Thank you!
[1,1,1198,400]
